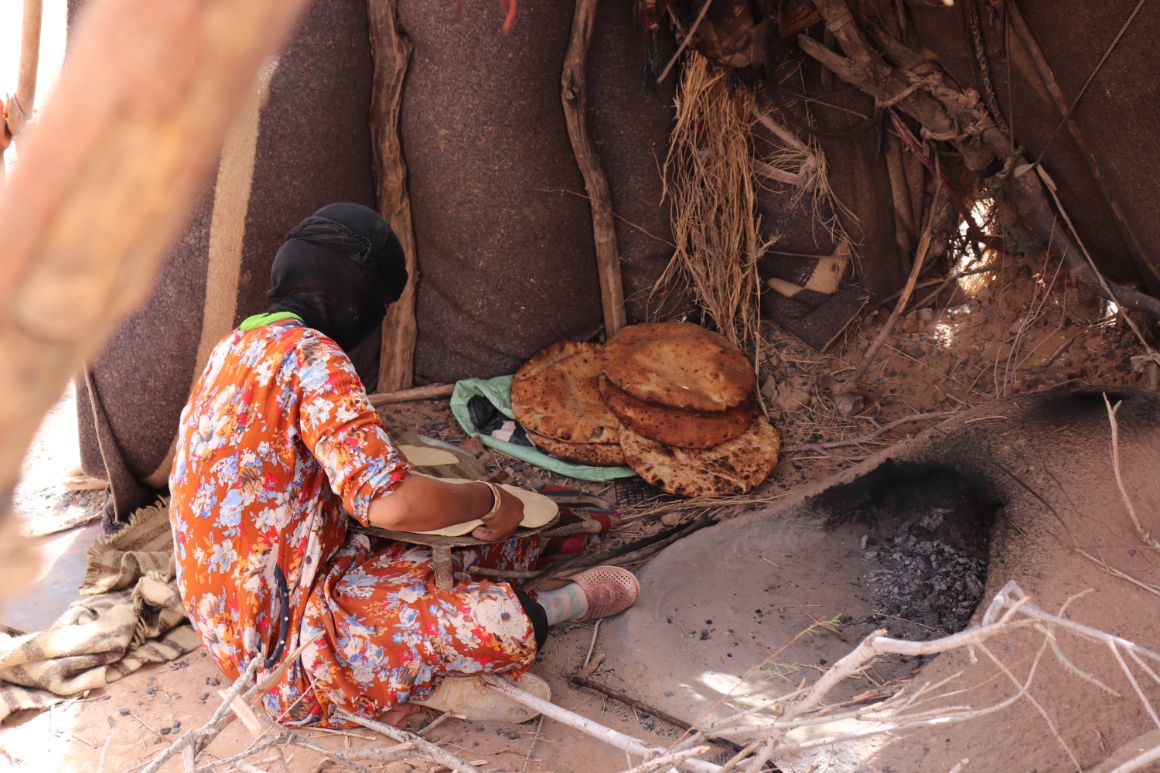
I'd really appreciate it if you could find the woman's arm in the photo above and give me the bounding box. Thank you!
[367,474,525,542]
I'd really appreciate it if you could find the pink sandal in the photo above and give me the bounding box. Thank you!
[568,566,640,620]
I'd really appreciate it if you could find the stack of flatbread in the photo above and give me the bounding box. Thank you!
[602,322,780,497]
[511,322,781,497]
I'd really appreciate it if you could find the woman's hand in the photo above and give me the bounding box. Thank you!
[472,486,524,543]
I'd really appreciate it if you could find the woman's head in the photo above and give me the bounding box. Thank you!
[267,203,408,351]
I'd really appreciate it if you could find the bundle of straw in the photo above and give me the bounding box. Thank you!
[658,52,772,349]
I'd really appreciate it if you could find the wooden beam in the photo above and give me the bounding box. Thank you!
[561,0,627,337]
[367,383,455,408]
[0,0,311,529]
[368,0,420,391]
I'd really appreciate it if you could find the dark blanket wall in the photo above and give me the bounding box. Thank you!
[400,0,604,383]
[76,0,380,524]
[401,1,681,382]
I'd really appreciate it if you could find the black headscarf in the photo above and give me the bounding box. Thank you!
[267,203,408,351]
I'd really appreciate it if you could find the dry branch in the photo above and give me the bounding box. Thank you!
[482,675,723,772]
[0,0,311,529]
[334,710,483,773]
[369,0,421,391]
[836,183,941,396]
[1103,396,1160,554]
[562,0,626,337]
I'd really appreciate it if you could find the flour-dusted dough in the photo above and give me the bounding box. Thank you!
[409,475,559,537]
[399,445,460,467]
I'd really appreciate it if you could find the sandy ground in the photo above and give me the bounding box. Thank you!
[1,248,1155,771]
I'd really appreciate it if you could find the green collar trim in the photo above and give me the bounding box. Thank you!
[238,312,303,331]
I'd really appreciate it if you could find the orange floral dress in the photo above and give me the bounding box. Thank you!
[169,317,540,727]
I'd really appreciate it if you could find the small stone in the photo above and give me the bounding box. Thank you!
[159,727,171,736]
[199,692,210,702]
[660,513,682,528]
[774,375,812,414]
[834,391,865,418]
[118,708,130,716]
[917,307,934,323]
[172,721,181,730]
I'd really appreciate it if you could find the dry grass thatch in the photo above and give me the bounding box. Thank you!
[658,52,773,350]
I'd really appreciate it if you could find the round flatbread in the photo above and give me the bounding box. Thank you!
[527,429,627,467]
[603,322,755,412]
[512,340,620,444]
[411,476,559,537]
[599,375,753,449]
[619,417,780,498]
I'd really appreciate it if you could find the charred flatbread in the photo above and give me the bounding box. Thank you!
[603,322,755,412]
[527,429,627,467]
[619,417,780,497]
[599,375,753,449]
[512,341,620,444]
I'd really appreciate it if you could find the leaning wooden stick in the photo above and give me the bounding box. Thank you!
[561,0,627,337]
[836,184,941,395]
[368,0,421,392]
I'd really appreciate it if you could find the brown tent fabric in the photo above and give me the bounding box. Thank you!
[401,0,605,384]
[75,0,381,526]
[910,1,1160,292]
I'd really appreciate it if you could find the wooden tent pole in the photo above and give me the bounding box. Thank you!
[0,0,311,529]
[12,0,44,137]
[562,0,627,338]
[368,0,420,391]
[1,0,44,184]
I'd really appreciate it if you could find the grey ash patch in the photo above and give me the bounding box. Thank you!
[862,513,988,639]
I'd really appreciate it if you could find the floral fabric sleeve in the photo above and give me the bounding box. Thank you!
[293,334,411,525]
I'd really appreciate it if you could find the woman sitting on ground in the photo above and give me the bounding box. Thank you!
[168,203,638,727]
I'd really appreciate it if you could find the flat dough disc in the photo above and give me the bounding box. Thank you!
[619,417,780,498]
[527,429,627,467]
[603,322,755,412]
[512,341,620,444]
[411,476,559,537]
[599,375,753,449]
[399,445,460,467]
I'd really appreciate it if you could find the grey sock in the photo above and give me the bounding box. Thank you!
[536,582,589,626]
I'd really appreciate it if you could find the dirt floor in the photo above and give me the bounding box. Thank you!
[1,247,1157,772]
